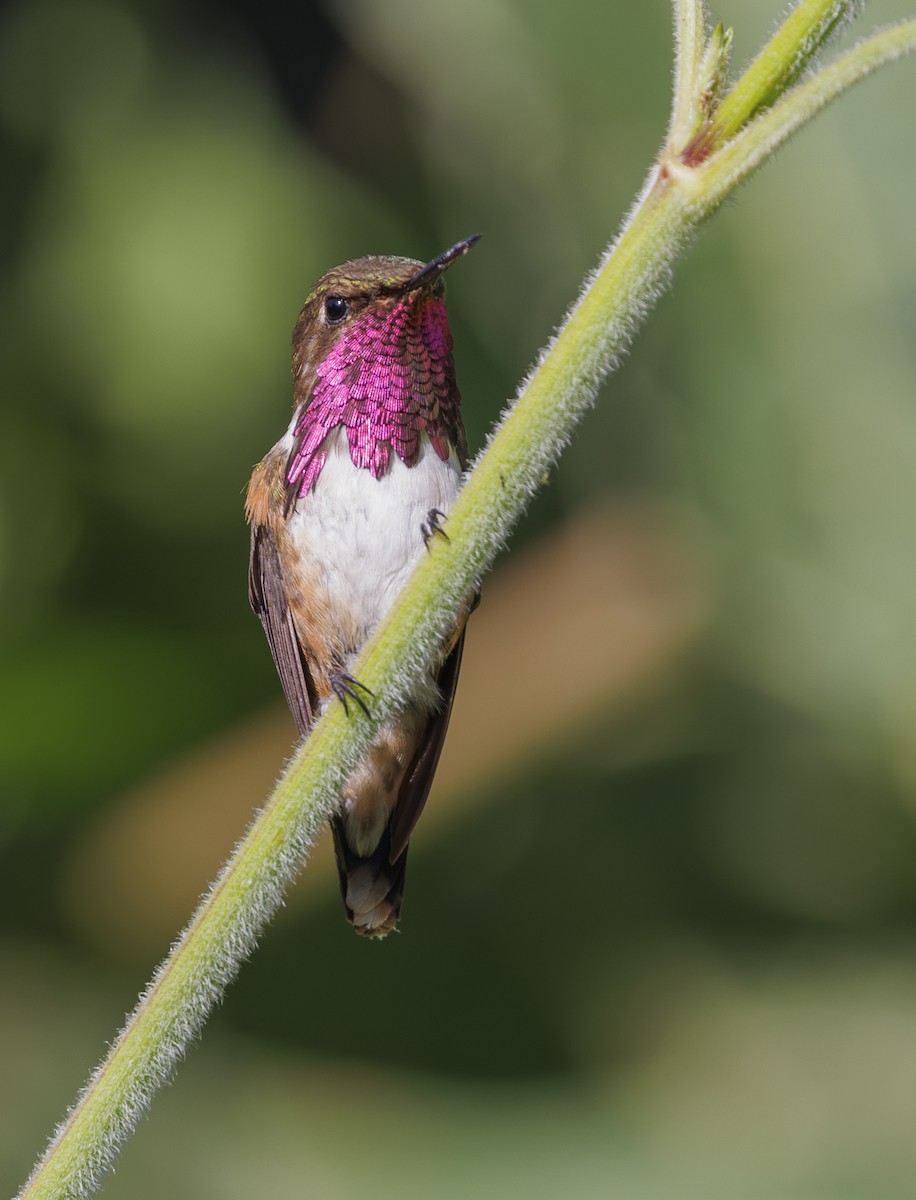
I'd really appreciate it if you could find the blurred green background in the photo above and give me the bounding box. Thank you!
[2,0,916,1196]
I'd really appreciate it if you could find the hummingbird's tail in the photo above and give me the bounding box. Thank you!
[327,635,468,938]
[330,816,407,938]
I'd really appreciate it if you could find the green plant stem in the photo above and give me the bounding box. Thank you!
[17,10,916,1200]
[699,18,916,204]
[670,0,710,140]
[710,0,861,142]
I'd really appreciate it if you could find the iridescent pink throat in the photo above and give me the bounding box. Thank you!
[286,293,467,497]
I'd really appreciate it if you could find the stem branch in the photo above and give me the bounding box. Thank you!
[670,0,710,140]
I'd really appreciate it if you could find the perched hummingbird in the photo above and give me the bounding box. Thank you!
[245,236,479,938]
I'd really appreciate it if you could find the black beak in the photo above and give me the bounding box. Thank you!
[406,234,481,291]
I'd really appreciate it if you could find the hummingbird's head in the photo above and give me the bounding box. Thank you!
[290,236,480,406]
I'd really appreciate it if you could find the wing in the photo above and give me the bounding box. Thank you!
[248,522,318,739]
[387,630,467,863]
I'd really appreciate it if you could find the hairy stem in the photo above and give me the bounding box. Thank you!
[699,18,916,204]
[17,8,916,1200]
[710,0,862,142]
[670,0,710,141]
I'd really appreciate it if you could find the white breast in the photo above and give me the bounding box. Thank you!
[286,430,462,650]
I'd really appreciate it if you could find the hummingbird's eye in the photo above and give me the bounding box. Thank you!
[324,295,349,324]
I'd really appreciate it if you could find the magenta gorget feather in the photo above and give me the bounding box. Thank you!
[286,292,468,497]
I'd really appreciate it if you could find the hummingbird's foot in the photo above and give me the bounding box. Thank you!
[421,508,450,549]
[330,672,374,718]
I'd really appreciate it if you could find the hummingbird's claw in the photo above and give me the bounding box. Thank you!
[330,672,374,718]
[421,508,450,550]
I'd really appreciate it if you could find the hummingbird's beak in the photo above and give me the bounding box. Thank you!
[406,234,481,292]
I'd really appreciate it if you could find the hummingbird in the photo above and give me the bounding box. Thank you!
[245,235,479,938]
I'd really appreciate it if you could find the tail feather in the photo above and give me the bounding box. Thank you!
[330,816,407,938]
